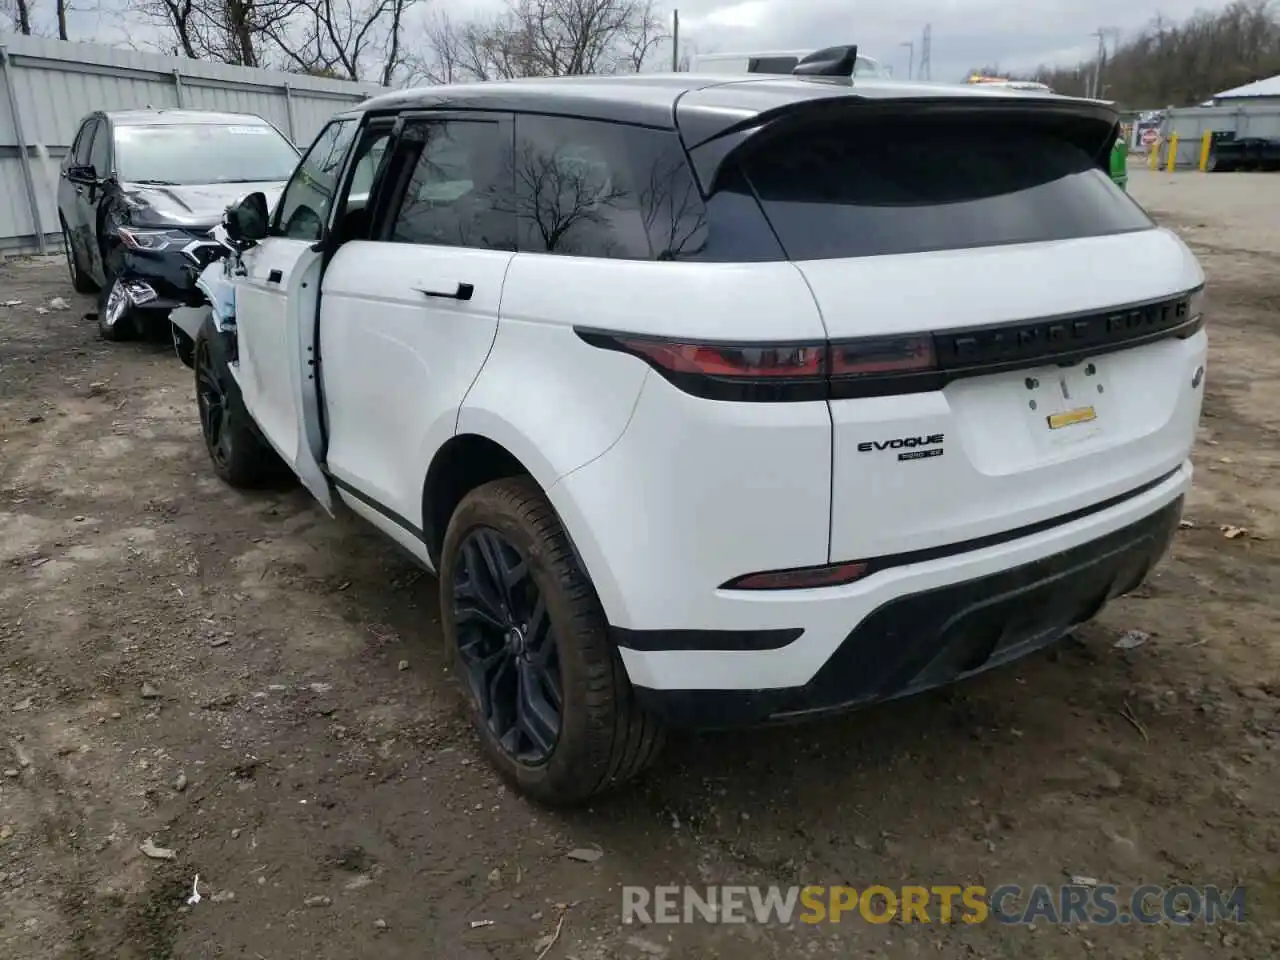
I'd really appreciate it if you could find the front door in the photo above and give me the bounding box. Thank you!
[231,117,364,513]
[318,113,517,554]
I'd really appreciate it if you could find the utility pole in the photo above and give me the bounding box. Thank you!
[672,10,680,71]
[899,40,914,80]
[1089,27,1118,99]
[919,24,932,81]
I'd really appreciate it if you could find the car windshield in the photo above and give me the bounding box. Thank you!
[114,123,298,186]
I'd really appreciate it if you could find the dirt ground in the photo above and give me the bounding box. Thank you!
[1,167,1278,960]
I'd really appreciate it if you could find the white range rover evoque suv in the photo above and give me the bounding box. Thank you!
[192,48,1207,804]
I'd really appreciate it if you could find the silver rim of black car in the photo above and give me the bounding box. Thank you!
[103,279,129,329]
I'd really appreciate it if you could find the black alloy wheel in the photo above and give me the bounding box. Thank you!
[440,476,665,805]
[195,336,231,473]
[452,527,563,764]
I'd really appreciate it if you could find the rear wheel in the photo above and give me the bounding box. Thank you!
[194,319,283,488]
[61,219,97,294]
[441,477,664,805]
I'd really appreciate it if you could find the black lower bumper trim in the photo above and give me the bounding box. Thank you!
[634,495,1183,728]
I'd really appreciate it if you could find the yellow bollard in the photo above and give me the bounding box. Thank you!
[1199,131,1212,172]
[1148,142,1160,169]
[1167,134,1179,172]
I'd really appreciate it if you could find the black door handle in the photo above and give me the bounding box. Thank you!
[267,269,283,283]
[414,282,473,302]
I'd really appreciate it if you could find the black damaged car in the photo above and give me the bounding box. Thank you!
[57,109,299,360]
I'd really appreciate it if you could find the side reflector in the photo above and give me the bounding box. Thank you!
[723,561,869,591]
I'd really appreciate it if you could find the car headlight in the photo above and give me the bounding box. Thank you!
[116,227,187,251]
[1188,287,1206,325]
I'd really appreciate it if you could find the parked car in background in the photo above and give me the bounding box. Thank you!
[194,54,1205,804]
[57,109,298,362]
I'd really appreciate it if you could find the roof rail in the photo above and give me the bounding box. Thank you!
[792,45,858,78]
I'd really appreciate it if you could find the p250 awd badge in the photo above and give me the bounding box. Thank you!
[856,433,945,462]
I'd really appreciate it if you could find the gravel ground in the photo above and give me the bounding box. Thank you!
[1,167,1278,960]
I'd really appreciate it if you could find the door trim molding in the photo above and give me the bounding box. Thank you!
[331,475,426,542]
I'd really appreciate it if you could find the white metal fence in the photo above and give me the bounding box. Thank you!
[0,34,384,255]
[1160,101,1280,168]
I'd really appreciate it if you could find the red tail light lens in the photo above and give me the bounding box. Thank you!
[577,329,941,402]
[723,560,870,590]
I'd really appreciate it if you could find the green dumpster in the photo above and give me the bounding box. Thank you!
[1109,136,1129,191]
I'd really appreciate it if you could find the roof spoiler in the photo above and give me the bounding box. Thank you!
[792,45,858,78]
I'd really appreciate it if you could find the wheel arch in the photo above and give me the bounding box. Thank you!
[421,432,603,592]
[421,433,539,569]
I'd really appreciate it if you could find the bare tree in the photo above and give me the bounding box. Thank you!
[406,11,516,84]
[515,0,666,75]
[131,0,303,66]
[55,0,66,37]
[620,0,663,71]
[968,0,1280,107]
[264,0,419,82]
[3,0,35,34]
[411,0,668,83]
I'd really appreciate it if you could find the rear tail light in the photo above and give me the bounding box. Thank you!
[576,330,937,402]
[624,339,826,378]
[576,286,1201,403]
[830,335,934,375]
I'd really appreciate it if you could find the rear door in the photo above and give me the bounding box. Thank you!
[318,112,516,555]
[733,106,1205,562]
[232,117,363,513]
[59,118,95,261]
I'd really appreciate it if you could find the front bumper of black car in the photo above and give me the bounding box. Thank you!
[111,229,226,311]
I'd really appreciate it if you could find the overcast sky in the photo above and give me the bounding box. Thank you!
[667,0,1237,79]
[52,0,1239,82]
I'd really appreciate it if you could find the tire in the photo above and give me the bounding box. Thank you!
[440,477,664,805]
[97,275,138,342]
[194,317,284,488]
[172,323,195,368]
[61,218,97,294]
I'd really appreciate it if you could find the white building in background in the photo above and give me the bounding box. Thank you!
[1211,74,1280,107]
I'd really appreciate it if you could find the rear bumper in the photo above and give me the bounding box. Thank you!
[627,471,1187,728]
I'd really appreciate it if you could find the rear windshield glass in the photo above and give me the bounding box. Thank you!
[739,119,1152,260]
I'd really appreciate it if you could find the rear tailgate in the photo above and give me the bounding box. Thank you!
[734,98,1206,563]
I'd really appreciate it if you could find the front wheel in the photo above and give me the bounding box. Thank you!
[194,319,285,488]
[97,276,137,342]
[440,477,664,805]
[172,323,195,368]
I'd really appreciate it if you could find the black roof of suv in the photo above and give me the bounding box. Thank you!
[350,74,1115,150]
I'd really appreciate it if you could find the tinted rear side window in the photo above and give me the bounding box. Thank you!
[740,118,1153,260]
[512,115,781,262]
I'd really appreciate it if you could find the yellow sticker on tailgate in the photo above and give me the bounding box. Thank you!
[1046,406,1097,430]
